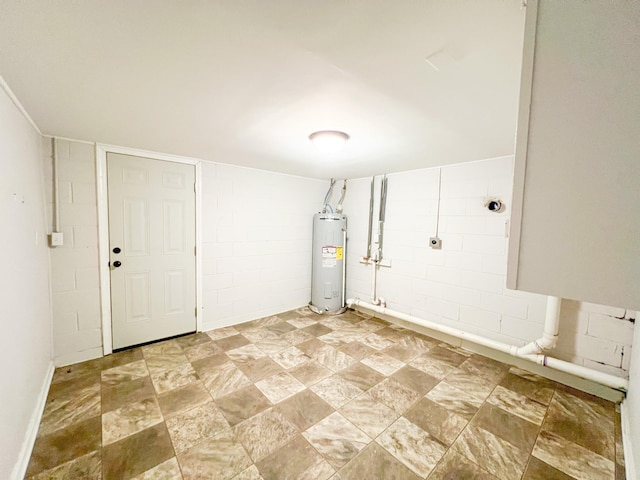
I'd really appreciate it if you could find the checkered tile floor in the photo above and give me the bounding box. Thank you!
[26,308,625,479]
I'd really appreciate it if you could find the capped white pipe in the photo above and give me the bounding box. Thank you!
[346,298,629,392]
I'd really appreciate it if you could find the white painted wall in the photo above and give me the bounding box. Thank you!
[200,162,326,330]
[44,140,327,359]
[0,83,53,479]
[342,156,634,378]
[44,139,102,366]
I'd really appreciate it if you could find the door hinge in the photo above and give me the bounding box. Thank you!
[194,246,197,255]
[195,307,198,317]
[194,183,197,193]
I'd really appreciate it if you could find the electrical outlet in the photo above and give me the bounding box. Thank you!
[429,237,442,249]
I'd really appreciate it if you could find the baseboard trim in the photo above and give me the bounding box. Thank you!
[11,361,54,480]
[620,400,637,480]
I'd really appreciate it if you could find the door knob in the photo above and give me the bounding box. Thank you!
[113,261,122,268]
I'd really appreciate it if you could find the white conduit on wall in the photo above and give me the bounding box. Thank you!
[347,297,629,392]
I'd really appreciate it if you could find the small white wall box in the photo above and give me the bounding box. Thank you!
[49,232,64,247]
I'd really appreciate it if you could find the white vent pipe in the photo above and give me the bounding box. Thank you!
[346,297,629,392]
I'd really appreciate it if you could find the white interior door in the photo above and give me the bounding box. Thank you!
[107,152,196,349]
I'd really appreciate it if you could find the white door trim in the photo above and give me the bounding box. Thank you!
[96,143,203,355]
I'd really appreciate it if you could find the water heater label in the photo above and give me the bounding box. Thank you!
[336,247,343,260]
[322,246,337,268]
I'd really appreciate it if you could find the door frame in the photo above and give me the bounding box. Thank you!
[96,144,203,355]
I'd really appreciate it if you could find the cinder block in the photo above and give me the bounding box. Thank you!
[580,302,627,319]
[482,255,507,275]
[427,266,459,285]
[500,316,543,341]
[481,293,528,319]
[71,182,96,204]
[459,305,501,331]
[459,270,504,294]
[73,226,98,248]
[75,267,99,290]
[587,313,634,345]
[463,235,506,255]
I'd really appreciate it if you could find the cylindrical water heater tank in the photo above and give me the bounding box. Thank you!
[310,213,347,314]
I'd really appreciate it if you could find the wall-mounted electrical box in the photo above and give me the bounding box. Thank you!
[429,237,442,249]
[49,232,64,247]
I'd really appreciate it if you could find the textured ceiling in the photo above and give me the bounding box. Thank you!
[0,0,526,179]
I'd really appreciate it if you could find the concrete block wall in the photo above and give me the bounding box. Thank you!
[200,162,326,330]
[44,139,327,363]
[44,139,102,366]
[342,156,635,378]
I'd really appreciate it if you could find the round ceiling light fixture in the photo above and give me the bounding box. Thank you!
[309,130,350,154]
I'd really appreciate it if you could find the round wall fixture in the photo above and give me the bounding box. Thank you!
[309,130,349,154]
[485,198,505,213]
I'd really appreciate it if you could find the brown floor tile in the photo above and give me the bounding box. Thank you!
[337,341,376,361]
[499,371,556,405]
[214,333,251,351]
[130,457,182,479]
[276,389,334,431]
[101,359,149,385]
[265,321,297,335]
[100,348,145,371]
[102,423,175,480]
[301,323,333,337]
[235,356,284,382]
[427,449,495,479]
[102,376,156,414]
[39,379,101,437]
[216,384,272,426]
[404,397,468,446]
[426,381,484,420]
[175,332,212,349]
[26,415,102,477]
[51,360,102,385]
[338,442,420,480]
[29,450,101,480]
[165,401,231,453]
[367,377,421,415]
[158,381,213,418]
[339,392,398,438]
[452,425,529,480]
[376,416,447,477]
[102,397,164,445]
[542,388,615,460]
[522,456,574,480]
[391,364,439,395]
[255,371,306,403]
[256,435,334,480]
[234,407,299,462]
[338,362,385,391]
[303,412,370,469]
[471,403,539,453]
[532,430,615,480]
[310,374,364,409]
[289,360,333,386]
[178,428,252,480]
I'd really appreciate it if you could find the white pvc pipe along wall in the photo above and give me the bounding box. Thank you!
[347,298,629,392]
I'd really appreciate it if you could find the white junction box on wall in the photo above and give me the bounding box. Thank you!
[49,232,64,247]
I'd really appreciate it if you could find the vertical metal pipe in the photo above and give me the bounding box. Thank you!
[52,137,60,232]
[366,176,375,259]
[377,175,388,259]
[341,227,347,308]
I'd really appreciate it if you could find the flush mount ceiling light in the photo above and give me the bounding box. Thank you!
[309,130,350,154]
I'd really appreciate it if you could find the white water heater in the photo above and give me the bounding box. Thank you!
[310,213,347,314]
